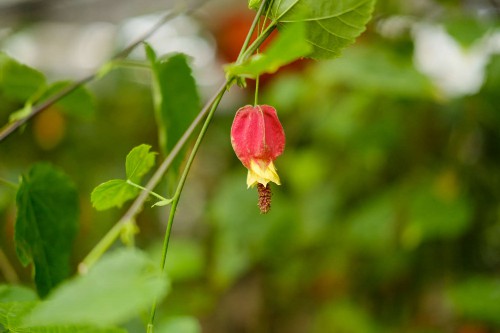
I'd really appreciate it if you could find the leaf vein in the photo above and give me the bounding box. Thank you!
[315,20,352,41]
[279,0,371,22]
[336,15,360,29]
[276,0,300,21]
[306,38,336,55]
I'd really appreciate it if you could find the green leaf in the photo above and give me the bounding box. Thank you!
[269,0,376,59]
[225,22,312,78]
[0,285,38,302]
[144,42,157,64]
[91,144,157,211]
[248,0,262,10]
[90,179,139,211]
[151,198,173,208]
[125,144,156,183]
[157,316,201,333]
[0,299,124,333]
[0,302,126,333]
[147,50,200,168]
[9,102,33,122]
[0,52,46,101]
[15,163,79,298]
[24,248,170,327]
[39,81,95,119]
[0,301,38,328]
[14,326,127,333]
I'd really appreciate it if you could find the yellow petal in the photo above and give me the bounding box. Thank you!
[246,160,281,188]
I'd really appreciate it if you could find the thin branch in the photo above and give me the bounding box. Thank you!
[0,74,95,141]
[237,0,268,63]
[0,0,206,142]
[148,84,226,331]
[79,81,227,272]
[111,2,200,60]
[126,180,169,202]
[118,81,227,226]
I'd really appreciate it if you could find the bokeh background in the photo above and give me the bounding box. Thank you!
[1,0,500,332]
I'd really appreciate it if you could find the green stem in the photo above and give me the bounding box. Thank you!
[240,22,277,63]
[148,88,226,330]
[237,0,268,64]
[79,219,131,274]
[164,91,224,268]
[126,180,169,202]
[255,75,260,106]
[261,0,273,30]
[0,177,18,189]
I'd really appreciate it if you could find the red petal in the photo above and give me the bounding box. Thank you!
[231,105,265,168]
[261,105,285,161]
[231,105,285,168]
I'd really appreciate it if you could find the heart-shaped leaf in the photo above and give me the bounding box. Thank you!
[15,163,79,298]
[269,0,376,59]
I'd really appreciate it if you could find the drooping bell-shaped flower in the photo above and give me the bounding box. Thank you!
[231,105,285,213]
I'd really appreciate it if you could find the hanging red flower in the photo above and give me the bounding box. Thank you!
[231,104,285,213]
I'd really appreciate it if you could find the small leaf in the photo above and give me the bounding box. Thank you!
[225,22,311,78]
[39,81,95,119]
[91,179,139,211]
[147,50,200,170]
[23,248,170,327]
[0,52,46,101]
[269,0,376,59]
[9,102,32,122]
[144,42,157,63]
[125,144,156,183]
[15,163,79,298]
[151,198,173,208]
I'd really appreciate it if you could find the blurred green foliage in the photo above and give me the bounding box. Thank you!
[1,1,500,332]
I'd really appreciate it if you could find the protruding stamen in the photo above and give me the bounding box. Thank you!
[257,183,272,214]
